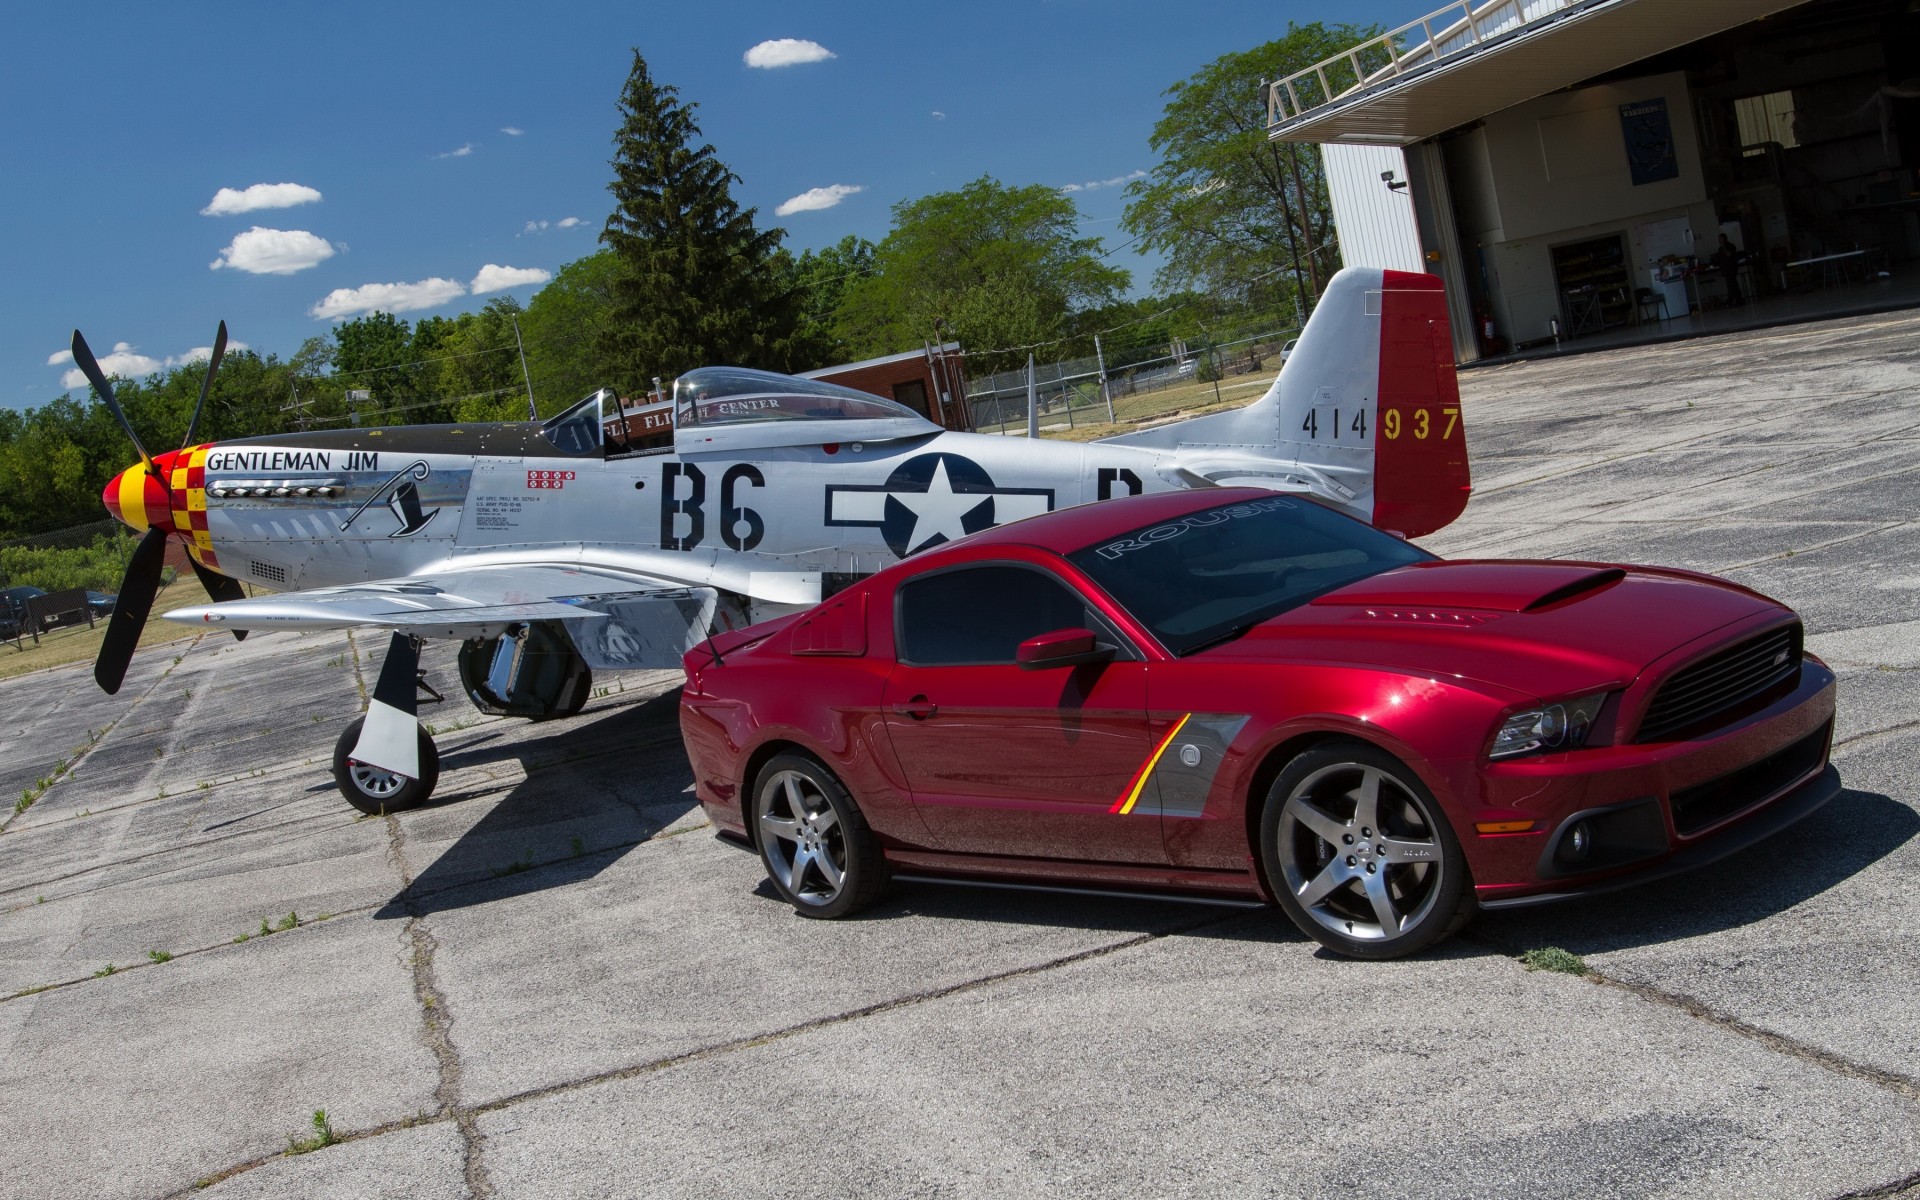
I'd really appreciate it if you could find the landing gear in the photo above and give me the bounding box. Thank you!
[331,631,440,815]
[333,715,439,815]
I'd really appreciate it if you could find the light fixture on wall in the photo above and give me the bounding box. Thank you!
[1381,170,1409,193]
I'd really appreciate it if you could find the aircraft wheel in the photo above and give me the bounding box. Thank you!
[332,716,439,816]
[751,753,888,919]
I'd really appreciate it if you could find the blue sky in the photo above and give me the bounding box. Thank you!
[0,0,1433,411]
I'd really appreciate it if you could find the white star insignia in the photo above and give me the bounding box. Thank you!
[893,459,990,554]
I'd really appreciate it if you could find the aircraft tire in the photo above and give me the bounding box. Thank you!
[332,716,440,816]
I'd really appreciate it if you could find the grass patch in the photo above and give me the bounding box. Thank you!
[490,850,537,878]
[285,1109,336,1155]
[276,911,299,932]
[147,949,173,964]
[1519,946,1590,976]
[93,964,117,978]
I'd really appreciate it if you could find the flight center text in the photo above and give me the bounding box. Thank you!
[204,449,382,472]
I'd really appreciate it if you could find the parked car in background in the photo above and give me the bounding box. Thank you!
[0,585,113,634]
[1,586,50,633]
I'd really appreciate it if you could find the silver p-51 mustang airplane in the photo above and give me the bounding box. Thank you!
[81,267,1469,812]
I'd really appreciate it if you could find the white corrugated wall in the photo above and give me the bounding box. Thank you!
[1324,143,1426,274]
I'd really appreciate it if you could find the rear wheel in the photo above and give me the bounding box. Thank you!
[751,754,887,919]
[1260,742,1472,959]
[332,716,439,816]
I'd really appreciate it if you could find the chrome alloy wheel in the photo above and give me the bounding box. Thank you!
[756,768,848,907]
[348,762,407,800]
[1276,762,1446,943]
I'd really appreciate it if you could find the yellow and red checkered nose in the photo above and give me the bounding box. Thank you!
[102,456,174,534]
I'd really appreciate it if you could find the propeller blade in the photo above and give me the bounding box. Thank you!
[95,527,169,695]
[187,555,248,642]
[181,320,228,450]
[71,329,158,486]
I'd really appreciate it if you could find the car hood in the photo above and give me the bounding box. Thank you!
[1197,560,1787,699]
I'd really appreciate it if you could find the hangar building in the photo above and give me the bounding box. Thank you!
[1270,0,1920,361]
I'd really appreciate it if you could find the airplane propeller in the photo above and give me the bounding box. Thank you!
[74,323,242,696]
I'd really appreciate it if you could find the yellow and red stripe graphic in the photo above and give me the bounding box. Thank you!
[1110,712,1192,815]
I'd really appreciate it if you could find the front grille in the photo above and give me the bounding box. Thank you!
[1637,624,1801,742]
[1668,722,1829,836]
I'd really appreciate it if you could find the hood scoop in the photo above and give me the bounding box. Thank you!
[1313,562,1628,614]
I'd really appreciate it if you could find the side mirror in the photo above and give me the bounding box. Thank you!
[1016,627,1115,671]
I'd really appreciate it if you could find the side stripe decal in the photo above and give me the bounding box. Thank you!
[1110,712,1192,815]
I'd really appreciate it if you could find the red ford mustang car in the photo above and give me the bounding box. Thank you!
[679,488,1838,958]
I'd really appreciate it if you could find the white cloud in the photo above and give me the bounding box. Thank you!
[776,184,864,216]
[200,182,323,216]
[522,215,584,236]
[931,111,946,120]
[436,143,475,159]
[310,278,466,320]
[744,38,834,68]
[501,126,524,136]
[1059,169,1148,194]
[55,339,247,389]
[176,340,247,364]
[471,264,552,294]
[209,227,337,275]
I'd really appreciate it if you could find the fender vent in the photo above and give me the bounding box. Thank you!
[249,560,286,584]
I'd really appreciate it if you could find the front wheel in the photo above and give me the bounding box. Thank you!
[1260,742,1473,960]
[332,716,439,816]
[751,754,887,919]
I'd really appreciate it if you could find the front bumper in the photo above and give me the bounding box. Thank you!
[1476,763,1840,909]
[1461,658,1836,905]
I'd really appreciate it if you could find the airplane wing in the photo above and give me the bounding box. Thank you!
[164,563,717,670]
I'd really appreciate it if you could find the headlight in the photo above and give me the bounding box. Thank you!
[1489,692,1608,760]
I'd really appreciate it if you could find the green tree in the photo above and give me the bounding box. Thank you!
[784,234,876,368]
[598,50,802,390]
[431,298,531,423]
[1122,22,1376,309]
[331,311,415,424]
[836,176,1128,373]
[521,250,622,412]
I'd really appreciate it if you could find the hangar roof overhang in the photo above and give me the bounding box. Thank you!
[1267,0,1808,145]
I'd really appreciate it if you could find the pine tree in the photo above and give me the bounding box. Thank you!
[598,51,801,391]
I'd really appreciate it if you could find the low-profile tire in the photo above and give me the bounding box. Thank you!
[1259,741,1473,960]
[332,716,439,816]
[751,753,887,919]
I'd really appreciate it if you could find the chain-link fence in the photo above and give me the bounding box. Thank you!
[967,328,1298,435]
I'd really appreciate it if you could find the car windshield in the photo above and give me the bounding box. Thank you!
[1067,495,1433,656]
[673,366,919,427]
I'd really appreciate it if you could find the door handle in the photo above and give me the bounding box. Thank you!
[894,694,938,720]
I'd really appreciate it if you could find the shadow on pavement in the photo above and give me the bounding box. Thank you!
[1475,784,1917,955]
[375,690,696,919]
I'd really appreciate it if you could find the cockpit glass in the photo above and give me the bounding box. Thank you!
[541,389,609,454]
[673,366,921,427]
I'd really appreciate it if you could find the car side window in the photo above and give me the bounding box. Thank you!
[896,565,1095,666]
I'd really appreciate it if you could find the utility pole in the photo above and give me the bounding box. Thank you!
[512,316,536,421]
[1026,354,1039,439]
[1093,334,1115,424]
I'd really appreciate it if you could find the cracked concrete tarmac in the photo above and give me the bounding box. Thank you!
[2,308,1919,1199]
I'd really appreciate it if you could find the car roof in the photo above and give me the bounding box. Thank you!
[938,486,1277,556]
